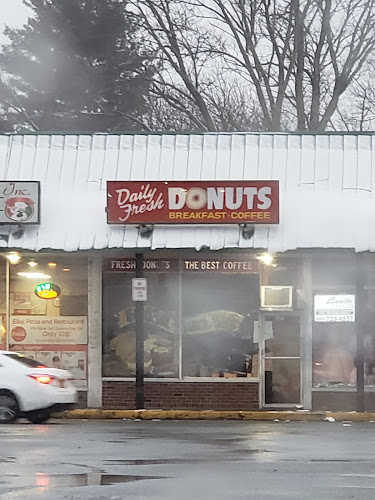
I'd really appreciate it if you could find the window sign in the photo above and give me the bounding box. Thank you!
[314,294,355,322]
[9,316,88,386]
[35,283,61,299]
[103,257,258,273]
[0,181,40,224]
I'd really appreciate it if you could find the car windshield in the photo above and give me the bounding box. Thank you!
[3,353,46,368]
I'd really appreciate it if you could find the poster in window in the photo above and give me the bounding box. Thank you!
[11,292,31,315]
[10,292,47,315]
[61,351,87,380]
[314,295,355,322]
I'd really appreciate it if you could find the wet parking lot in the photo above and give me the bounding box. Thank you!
[1,419,375,499]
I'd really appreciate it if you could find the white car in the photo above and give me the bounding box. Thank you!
[0,351,78,424]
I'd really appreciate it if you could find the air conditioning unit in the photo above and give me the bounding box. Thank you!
[261,285,293,309]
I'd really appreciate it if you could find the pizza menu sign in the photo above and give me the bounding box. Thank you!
[107,181,279,225]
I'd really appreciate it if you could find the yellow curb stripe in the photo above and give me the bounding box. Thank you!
[51,409,375,422]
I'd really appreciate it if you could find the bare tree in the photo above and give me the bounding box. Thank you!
[136,0,375,132]
[144,71,265,131]
[136,0,218,130]
[135,0,265,131]
[334,63,375,131]
[203,72,265,130]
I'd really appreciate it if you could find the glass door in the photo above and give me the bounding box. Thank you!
[261,314,301,406]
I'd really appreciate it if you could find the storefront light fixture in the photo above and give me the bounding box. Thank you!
[47,262,57,268]
[63,268,70,272]
[17,272,51,279]
[6,252,21,264]
[28,261,38,268]
[257,252,274,266]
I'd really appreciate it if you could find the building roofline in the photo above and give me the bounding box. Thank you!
[1,130,375,137]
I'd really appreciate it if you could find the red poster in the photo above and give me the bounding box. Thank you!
[107,181,279,225]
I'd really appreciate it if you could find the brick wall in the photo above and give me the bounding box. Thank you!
[101,381,259,410]
[313,392,375,411]
[77,391,87,409]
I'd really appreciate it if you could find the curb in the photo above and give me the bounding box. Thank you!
[52,409,375,422]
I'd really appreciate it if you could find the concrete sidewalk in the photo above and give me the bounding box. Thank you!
[54,409,375,422]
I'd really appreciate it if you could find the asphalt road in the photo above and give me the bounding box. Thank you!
[0,419,375,499]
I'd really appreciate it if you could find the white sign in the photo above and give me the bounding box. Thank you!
[0,181,40,224]
[132,278,147,302]
[253,320,274,343]
[314,295,355,322]
[10,316,88,344]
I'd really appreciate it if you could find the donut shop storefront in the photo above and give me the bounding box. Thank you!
[101,251,306,411]
[4,132,375,412]
[101,179,305,411]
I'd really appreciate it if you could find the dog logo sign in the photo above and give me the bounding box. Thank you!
[5,197,34,222]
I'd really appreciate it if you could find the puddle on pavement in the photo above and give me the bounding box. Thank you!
[26,472,166,490]
[54,473,161,487]
[105,458,203,465]
[0,457,16,463]
[104,452,271,466]
[310,459,370,463]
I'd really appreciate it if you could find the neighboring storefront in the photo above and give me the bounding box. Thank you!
[0,254,88,395]
[1,132,375,411]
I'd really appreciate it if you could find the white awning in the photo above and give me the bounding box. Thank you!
[0,132,373,253]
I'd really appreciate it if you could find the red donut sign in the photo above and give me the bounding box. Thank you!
[107,181,279,225]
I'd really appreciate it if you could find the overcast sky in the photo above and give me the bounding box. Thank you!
[0,0,30,41]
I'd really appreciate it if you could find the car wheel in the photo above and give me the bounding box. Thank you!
[0,395,19,424]
[27,409,52,424]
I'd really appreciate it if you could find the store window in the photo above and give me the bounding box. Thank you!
[181,273,258,377]
[1,254,88,387]
[102,257,260,379]
[102,259,179,378]
[312,254,358,388]
[312,322,357,387]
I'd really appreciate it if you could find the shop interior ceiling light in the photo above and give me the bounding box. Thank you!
[17,272,51,279]
[63,268,70,272]
[27,261,38,268]
[47,262,57,268]
[6,253,21,264]
[257,253,274,266]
